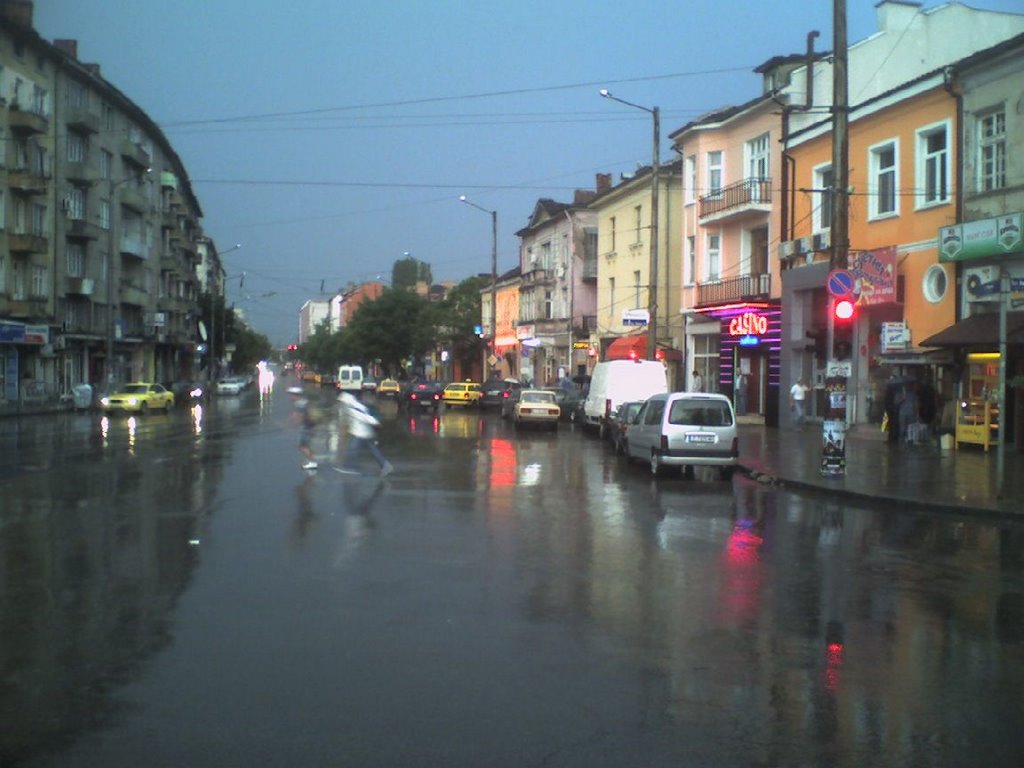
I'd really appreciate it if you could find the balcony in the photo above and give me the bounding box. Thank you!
[8,105,48,134]
[120,234,148,259]
[120,284,149,306]
[2,298,48,318]
[119,139,150,168]
[8,168,49,194]
[65,277,96,296]
[65,158,98,183]
[67,218,101,240]
[8,232,48,254]
[65,106,101,134]
[582,255,598,281]
[521,266,555,288]
[698,177,772,222]
[695,273,772,308]
[119,186,149,213]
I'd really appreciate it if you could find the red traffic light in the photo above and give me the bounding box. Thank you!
[834,298,855,321]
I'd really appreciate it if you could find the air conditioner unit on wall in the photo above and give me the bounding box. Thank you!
[778,240,797,259]
[812,231,830,252]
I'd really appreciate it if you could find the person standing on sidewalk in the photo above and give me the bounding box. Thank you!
[689,370,704,393]
[790,378,809,427]
[337,392,393,477]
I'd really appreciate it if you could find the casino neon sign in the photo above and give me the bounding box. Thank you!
[728,311,768,337]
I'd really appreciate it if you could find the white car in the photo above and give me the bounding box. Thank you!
[513,389,560,430]
[624,392,738,479]
[216,377,246,395]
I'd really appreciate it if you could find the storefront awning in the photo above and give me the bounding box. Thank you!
[920,311,1024,347]
[605,335,647,360]
[604,335,682,362]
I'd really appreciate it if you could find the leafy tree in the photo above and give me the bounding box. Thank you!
[392,256,432,290]
[344,287,435,373]
[229,321,273,374]
[433,276,485,375]
[299,319,341,374]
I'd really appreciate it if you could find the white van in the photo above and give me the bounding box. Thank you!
[336,365,364,392]
[582,359,668,436]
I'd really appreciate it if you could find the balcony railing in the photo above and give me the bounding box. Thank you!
[695,273,771,307]
[698,177,772,219]
[582,255,598,280]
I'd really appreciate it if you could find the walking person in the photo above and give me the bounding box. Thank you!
[288,386,324,471]
[789,377,810,427]
[338,392,393,477]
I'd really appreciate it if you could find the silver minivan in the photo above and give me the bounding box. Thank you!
[624,392,738,479]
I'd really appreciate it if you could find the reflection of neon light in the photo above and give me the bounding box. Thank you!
[489,438,517,488]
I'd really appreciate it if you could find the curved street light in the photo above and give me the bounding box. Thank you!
[459,195,497,378]
[599,89,661,361]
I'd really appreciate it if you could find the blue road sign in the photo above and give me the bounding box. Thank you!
[827,269,855,298]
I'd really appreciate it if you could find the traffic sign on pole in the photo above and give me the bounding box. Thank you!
[827,269,855,298]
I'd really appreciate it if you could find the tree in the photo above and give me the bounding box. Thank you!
[392,256,432,290]
[229,322,273,374]
[433,276,485,375]
[344,287,434,373]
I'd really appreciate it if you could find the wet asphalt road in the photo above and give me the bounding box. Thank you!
[2,383,1023,767]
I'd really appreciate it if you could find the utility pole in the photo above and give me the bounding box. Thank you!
[830,0,849,273]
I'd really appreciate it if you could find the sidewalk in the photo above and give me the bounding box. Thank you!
[737,423,1023,517]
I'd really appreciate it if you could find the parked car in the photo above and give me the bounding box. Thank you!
[442,381,482,408]
[361,376,378,393]
[100,382,175,413]
[480,379,521,410]
[500,386,524,419]
[608,400,644,454]
[623,392,738,479]
[216,377,247,395]
[582,360,668,437]
[549,386,587,422]
[401,381,443,413]
[513,389,560,430]
[377,378,401,398]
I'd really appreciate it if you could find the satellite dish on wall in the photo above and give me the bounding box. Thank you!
[198,320,208,341]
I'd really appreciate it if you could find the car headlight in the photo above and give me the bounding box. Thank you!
[100,397,110,406]
[128,397,139,406]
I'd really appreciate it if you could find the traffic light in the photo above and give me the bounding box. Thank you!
[832,298,855,360]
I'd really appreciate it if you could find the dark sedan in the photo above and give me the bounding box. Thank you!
[401,381,443,413]
[481,379,520,411]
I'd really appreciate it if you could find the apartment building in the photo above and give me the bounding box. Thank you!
[0,2,206,406]
[587,162,683,388]
[777,1,1024,428]
[514,192,597,386]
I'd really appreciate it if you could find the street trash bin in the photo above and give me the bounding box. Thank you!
[72,383,94,410]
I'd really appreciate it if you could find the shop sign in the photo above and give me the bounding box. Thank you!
[24,325,48,345]
[572,341,590,349]
[516,324,535,340]
[939,213,1023,262]
[0,321,27,343]
[850,246,897,304]
[880,322,910,353]
[622,308,649,326]
[728,311,768,337]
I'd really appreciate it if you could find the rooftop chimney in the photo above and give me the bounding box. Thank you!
[53,38,78,59]
[0,0,33,28]
[595,173,612,193]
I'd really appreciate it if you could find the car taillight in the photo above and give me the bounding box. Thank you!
[411,393,418,400]
[502,391,509,399]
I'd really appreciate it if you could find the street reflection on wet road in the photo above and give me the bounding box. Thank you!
[2,386,1022,767]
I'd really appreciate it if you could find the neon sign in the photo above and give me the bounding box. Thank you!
[728,312,768,337]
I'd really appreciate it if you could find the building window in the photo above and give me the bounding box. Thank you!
[544,290,552,319]
[67,131,87,163]
[67,242,85,277]
[707,151,723,197]
[686,236,696,285]
[922,264,948,304]
[31,203,46,236]
[0,190,5,230]
[31,265,47,298]
[917,122,949,207]
[540,241,551,270]
[102,102,115,131]
[12,261,25,299]
[633,270,642,308]
[65,186,86,220]
[746,133,770,178]
[609,216,616,252]
[66,80,86,108]
[684,155,696,205]
[978,110,1006,192]
[707,233,721,281]
[633,205,642,244]
[100,199,111,230]
[813,164,833,231]
[100,149,112,180]
[608,277,616,322]
[869,140,898,219]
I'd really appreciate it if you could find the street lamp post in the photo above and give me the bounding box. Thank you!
[600,89,660,361]
[459,195,497,379]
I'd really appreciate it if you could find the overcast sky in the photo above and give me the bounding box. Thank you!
[33,0,1024,345]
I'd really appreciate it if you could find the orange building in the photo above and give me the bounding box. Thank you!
[782,78,959,426]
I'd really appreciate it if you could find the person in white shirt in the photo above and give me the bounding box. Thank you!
[789,378,810,426]
[338,392,393,476]
[689,370,703,393]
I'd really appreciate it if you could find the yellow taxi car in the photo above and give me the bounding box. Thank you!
[100,382,175,413]
[377,378,401,398]
[442,381,482,408]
